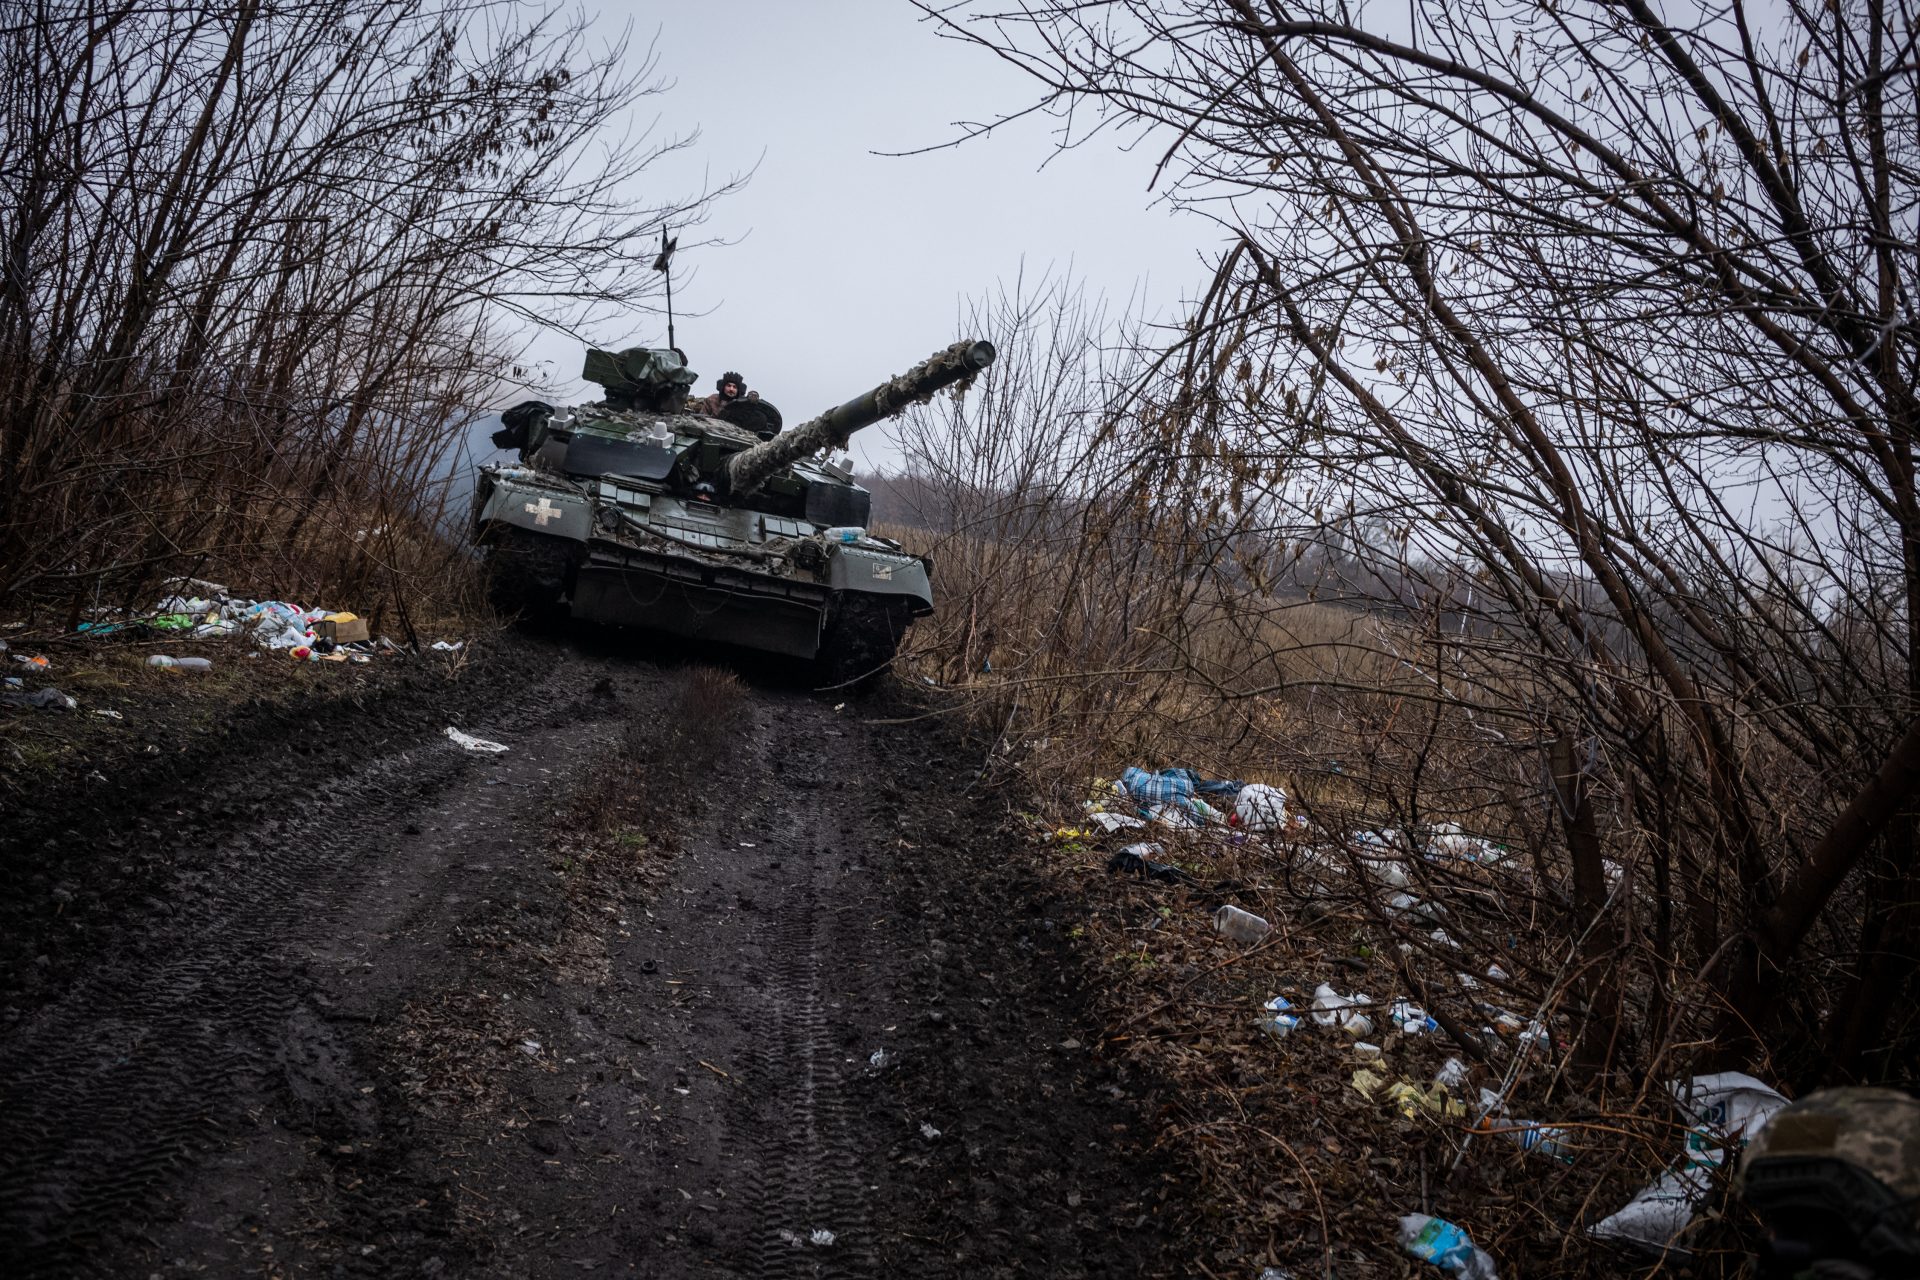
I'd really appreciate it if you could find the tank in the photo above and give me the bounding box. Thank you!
[471,338,995,686]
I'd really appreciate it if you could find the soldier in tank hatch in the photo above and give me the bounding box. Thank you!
[694,370,747,417]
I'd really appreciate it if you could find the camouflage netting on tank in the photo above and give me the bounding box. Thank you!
[572,404,762,447]
[857,339,992,442]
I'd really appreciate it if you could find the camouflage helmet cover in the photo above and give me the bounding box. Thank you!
[1739,1087,1920,1275]
[1741,1088,1920,1204]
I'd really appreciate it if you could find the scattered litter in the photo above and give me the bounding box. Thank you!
[0,686,76,711]
[777,1229,805,1247]
[519,1040,541,1055]
[1310,983,1373,1036]
[1435,1057,1471,1091]
[12,653,49,669]
[1087,810,1147,833]
[868,1049,889,1069]
[1385,1078,1467,1120]
[446,727,509,753]
[147,655,212,672]
[919,1122,941,1140]
[1425,823,1509,867]
[1353,1041,1383,1060]
[92,709,123,720]
[1119,766,1240,824]
[1259,995,1301,1040]
[809,1228,835,1247]
[1213,904,1271,944]
[1590,1071,1788,1254]
[430,639,464,652]
[1399,1212,1499,1279]
[1390,999,1438,1035]
[1232,782,1288,832]
[1478,1116,1576,1162]
[1108,843,1185,883]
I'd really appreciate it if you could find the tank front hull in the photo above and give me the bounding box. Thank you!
[569,547,831,660]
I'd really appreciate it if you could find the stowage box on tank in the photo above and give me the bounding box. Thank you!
[471,338,995,687]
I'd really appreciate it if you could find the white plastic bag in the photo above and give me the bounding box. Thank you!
[1234,783,1288,832]
[1590,1072,1788,1254]
[445,726,509,753]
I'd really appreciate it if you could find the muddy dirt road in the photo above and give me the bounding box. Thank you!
[0,637,1181,1278]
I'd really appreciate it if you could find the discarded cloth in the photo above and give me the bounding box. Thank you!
[1119,766,1243,819]
[1,686,76,710]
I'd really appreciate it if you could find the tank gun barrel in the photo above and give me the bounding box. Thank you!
[725,339,996,497]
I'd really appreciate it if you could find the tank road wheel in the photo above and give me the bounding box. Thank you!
[816,593,912,693]
[486,527,575,619]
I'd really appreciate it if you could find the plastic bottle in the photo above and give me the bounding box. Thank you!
[147,655,212,673]
[821,526,867,544]
[1500,1121,1575,1163]
[1212,904,1271,943]
[1397,1213,1500,1279]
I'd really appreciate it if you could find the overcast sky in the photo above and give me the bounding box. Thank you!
[510,0,1223,471]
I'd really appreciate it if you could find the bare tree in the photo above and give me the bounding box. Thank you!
[914,0,1920,1084]
[0,0,731,620]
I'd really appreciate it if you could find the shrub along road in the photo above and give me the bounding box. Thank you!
[0,632,1182,1278]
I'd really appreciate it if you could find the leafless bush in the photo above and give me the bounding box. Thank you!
[887,2,1917,1263]
[916,0,1919,1089]
[0,0,728,623]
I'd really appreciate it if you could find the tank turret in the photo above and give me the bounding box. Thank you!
[726,339,995,496]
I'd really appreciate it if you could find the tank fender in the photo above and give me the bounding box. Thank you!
[475,473,591,543]
[827,544,933,613]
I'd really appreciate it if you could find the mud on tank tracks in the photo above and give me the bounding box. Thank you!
[0,630,1187,1278]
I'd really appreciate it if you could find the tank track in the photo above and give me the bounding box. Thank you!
[815,593,911,692]
[485,527,576,617]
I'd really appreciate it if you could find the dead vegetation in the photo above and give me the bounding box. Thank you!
[0,0,729,628]
[876,0,1920,1256]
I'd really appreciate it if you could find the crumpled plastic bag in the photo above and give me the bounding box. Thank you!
[445,727,508,753]
[1234,782,1288,831]
[1399,1213,1499,1279]
[1590,1071,1789,1254]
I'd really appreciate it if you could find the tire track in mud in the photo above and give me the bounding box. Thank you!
[0,659,595,1274]
[721,715,882,1280]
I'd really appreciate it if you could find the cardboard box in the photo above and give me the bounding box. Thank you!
[313,615,370,644]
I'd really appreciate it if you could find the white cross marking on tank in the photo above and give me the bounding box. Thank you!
[524,497,560,526]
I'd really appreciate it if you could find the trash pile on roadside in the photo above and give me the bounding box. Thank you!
[2,576,466,716]
[1041,760,1806,1276]
[74,576,392,660]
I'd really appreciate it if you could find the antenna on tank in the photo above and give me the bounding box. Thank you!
[651,228,679,353]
